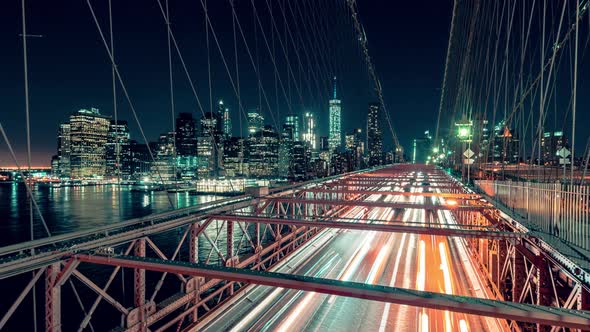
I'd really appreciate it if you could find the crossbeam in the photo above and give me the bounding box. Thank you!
[75,254,590,330]
[265,197,489,211]
[301,188,479,199]
[208,214,525,239]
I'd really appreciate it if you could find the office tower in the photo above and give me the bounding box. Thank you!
[175,113,197,156]
[57,123,71,178]
[279,124,295,177]
[197,112,223,178]
[302,112,317,150]
[129,140,151,180]
[328,76,342,151]
[223,137,246,177]
[319,136,329,152]
[248,125,279,178]
[69,108,110,178]
[285,114,300,141]
[150,132,176,182]
[247,109,264,135]
[106,120,131,179]
[367,102,383,166]
[345,128,364,170]
[290,140,309,180]
[219,102,232,137]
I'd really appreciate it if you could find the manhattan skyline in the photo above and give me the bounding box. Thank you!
[0,1,454,166]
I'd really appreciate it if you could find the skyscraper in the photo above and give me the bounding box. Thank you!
[285,114,300,141]
[345,128,364,170]
[249,125,279,178]
[175,112,196,156]
[198,112,223,178]
[218,100,232,137]
[57,123,71,178]
[247,109,264,135]
[328,76,342,151]
[69,108,110,178]
[367,102,383,166]
[105,120,131,178]
[302,112,317,150]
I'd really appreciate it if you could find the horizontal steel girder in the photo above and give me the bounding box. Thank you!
[265,197,489,211]
[75,254,590,330]
[301,188,480,199]
[207,214,525,239]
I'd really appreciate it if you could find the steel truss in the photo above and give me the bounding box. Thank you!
[2,165,590,331]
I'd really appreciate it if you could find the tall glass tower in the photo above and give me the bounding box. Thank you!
[302,112,317,150]
[328,76,341,151]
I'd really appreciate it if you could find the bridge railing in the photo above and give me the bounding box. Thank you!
[475,180,590,251]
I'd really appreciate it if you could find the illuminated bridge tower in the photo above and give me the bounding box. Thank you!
[328,76,342,151]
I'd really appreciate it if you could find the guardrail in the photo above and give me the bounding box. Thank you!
[475,180,590,251]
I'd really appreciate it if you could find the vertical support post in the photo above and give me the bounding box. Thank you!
[189,222,200,264]
[536,256,551,332]
[45,263,61,332]
[498,240,510,300]
[227,220,234,260]
[513,250,526,303]
[134,239,146,308]
[579,286,590,311]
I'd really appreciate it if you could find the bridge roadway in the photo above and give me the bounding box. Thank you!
[197,179,510,331]
[3,165,590,331]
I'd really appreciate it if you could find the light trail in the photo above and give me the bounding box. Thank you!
[378,232,407,332]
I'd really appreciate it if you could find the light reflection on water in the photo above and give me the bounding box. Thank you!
[0,183,221,247]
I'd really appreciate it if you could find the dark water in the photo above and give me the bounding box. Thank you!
[0,183,224,331]
[0,183,220,247]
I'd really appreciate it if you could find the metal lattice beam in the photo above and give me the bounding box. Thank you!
[75,254,590,330]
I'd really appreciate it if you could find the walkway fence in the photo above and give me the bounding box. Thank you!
[475,180,590,251]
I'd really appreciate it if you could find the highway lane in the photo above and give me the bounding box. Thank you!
[198,172,509,332]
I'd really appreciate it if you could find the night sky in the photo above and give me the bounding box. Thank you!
[0,1,452,167]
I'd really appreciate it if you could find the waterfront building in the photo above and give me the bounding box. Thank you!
[130,140,151,180]
[57,123,71,178]
[105,120,131,179]
[69,108,110,178]
[175,113,197,157]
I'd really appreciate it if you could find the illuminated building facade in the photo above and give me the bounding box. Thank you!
[302,112,317,150]
[57,123,71,178]
[367,102,383,166]
[328,76,341,151]
[105,120,131,179]
[248,125,279,178]
[69,108,110,178]
[247,109,264,135]
[285,114,300,141]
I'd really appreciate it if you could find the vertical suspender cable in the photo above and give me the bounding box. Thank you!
[166,0,178,204]
[108,0,122,217]
[20,1,37,330]
[571,0,579,184]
